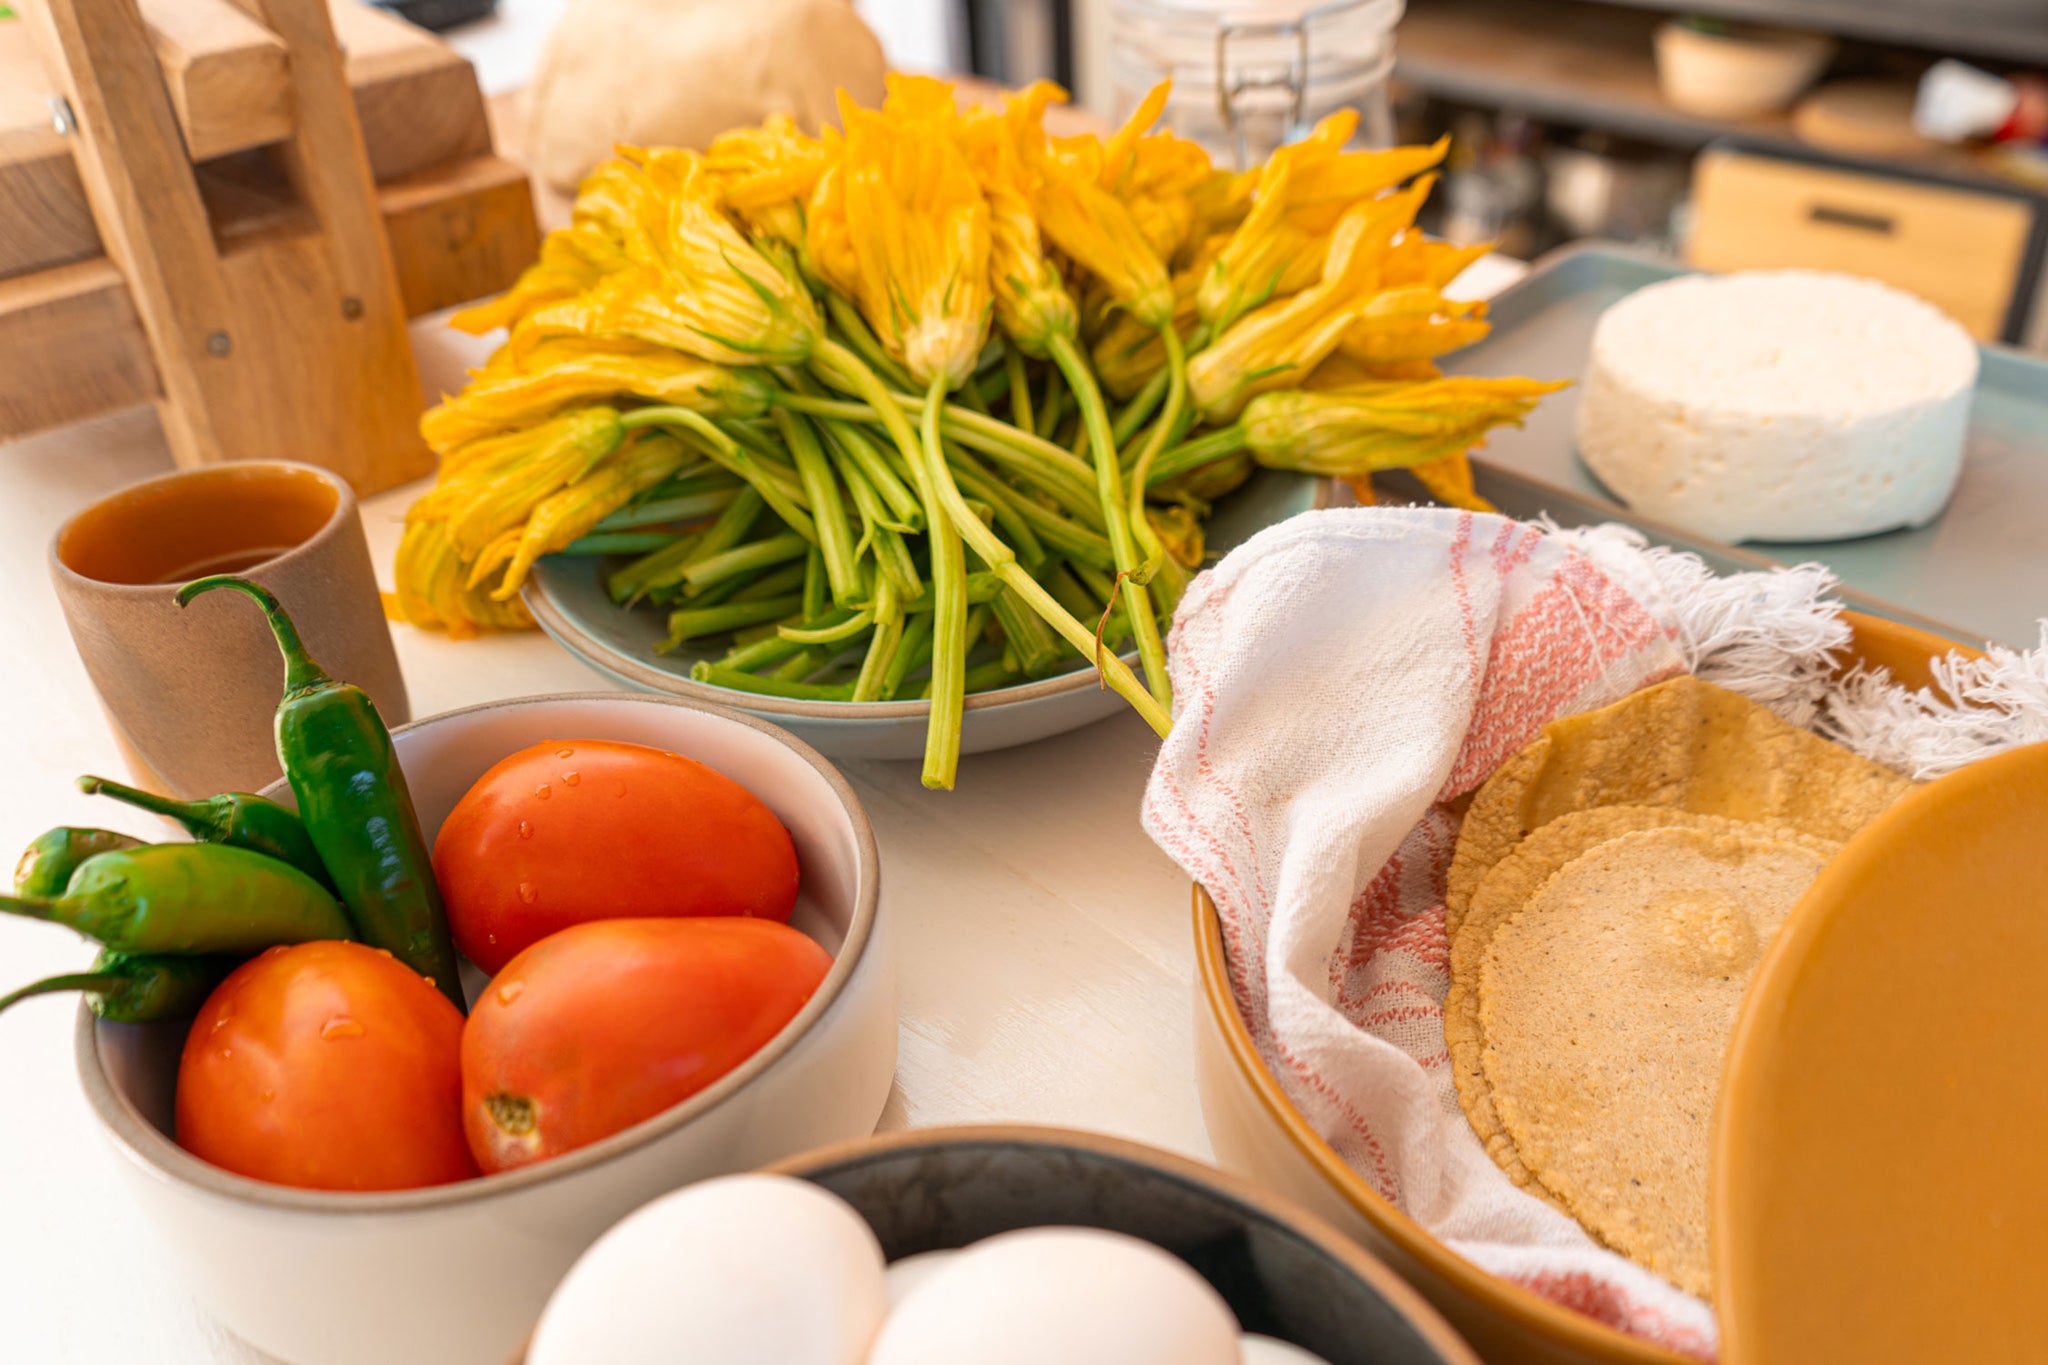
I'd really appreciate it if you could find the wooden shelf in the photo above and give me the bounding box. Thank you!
[1393,0,2047,204]
[1572,0,2048,69]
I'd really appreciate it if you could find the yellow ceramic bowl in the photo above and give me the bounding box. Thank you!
[1191,612,1980,1365]
[1714,739,2048,1364]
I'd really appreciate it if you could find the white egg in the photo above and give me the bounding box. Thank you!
[865,1226,1241,1365]
[528,1173,886,1365]
[1240,1334,1335,1364]
[883,1250,959,1309]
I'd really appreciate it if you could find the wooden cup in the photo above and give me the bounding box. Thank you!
[49,460,409,798]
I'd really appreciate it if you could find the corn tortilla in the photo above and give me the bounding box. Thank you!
[1444,807,1838,1192]
[1446,677,1908,921]
[1477,825,1831,1298]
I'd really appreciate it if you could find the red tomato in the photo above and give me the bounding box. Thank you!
[434,738,800,974]
[460,917,831,1173]
[175,941,476,1191]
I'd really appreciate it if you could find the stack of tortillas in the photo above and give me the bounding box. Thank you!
[1443,676,1912,1299]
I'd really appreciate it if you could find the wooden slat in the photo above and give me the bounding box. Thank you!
[329,0,491,182]
[0,257,160,433]
[136,0,293,161]
[0,161,532,440]
[380,153,538,317]
[0,23,98,279]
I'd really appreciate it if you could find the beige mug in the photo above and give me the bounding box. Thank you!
[50,461,410,799]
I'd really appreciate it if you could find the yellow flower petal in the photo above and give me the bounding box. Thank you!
[837,98,992,389]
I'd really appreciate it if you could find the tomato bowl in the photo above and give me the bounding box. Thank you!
[75,692,894,1365]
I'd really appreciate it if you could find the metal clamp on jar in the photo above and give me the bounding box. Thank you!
[1111,0,1404,168]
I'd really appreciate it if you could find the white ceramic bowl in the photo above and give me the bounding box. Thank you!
[76,692,896,1365]
[1653,21,1834,119]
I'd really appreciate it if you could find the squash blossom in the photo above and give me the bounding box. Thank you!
[1240,378,1567,475]
[1188,180,1436,423]
[1015,83,1174,331]
[836,96,992,389]
[1339,287,1493,366]
[704,115,831,264]
[1199,116,1448,333]
[531,153,822,367]
[959,103,1076,358]
[413,406,625,558]
[422,337,772,453]
[482,434,692,600]
[1091,81,1215,266]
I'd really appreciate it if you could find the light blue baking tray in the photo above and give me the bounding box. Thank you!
[1434,242,2048,648]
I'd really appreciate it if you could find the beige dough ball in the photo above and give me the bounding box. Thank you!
[526,0,887,193]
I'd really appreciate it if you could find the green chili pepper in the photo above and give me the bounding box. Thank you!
[15,828,141,897]
[0,949,234,1023]
[0,843,350,953]
[76,775,333,891]
[177,576,464,1008]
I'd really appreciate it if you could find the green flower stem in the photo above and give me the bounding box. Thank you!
[962,571,1005,604]
[883,611,935,698]
[681,533,810,596]
[991,586,1063,677]
[621,407,817,542]
[946,656,1020,696]
[821,419,923,530]
[851,577,903,702]
[561,531,679,556]
[826,295,915,392]
[1004,344,1035,436]
[715,608,859,672]
[1041,362,1070,442]
[778,605,876,644]
[842,460,924,603]
[923,372,1173,740]
[944,449,1046,570]
[770,390,1100,526]
[1126,323,1190,578]
[1145,424,1249,487]
[659,594,805,652]
[1047,332,1172,711]
[727,561,810,603]
[693,664,856,702]
[947,446,1113,570]
[610,484,764,602]
[769,647,838,682]
[1113,368,1170,450]
[594,488,739,531]
[801,543,827,619]
[773,409,862,604]
[913,376,971,790]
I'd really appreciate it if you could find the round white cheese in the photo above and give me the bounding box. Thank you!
[1573,269,1977,542]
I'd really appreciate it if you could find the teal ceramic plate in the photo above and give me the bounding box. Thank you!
[524,469,1329,760]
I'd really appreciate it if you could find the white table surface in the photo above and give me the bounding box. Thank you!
[0,147,1529,1365]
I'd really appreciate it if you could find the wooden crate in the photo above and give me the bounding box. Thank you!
[1687,147,2036,342]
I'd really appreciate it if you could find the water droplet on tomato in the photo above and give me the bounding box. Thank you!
[518,882,538,904]
[496,981,524,1006]
[375,948,392,958]
[219,1048,233,1059]
[535,784,551,800]
[613,781,628,798]
[261,1089,275,1103]
[556,747,574,759]
[486,933,497,946]
[321,1016,364,1040]
[561,771,580,786]
[517,820,533,840]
